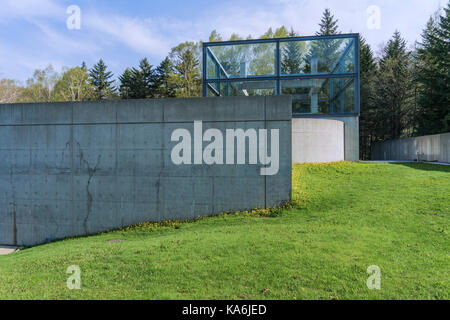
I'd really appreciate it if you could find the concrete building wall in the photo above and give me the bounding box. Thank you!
[372,133,450,163]
[292,118,344,163]
[0,96,292,246]
[327,116,359,162]
[291,116,359,163]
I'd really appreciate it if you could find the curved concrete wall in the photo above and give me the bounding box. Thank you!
[292,118,344,163]
[326,116,360,162]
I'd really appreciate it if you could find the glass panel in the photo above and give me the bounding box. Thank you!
[281,79,330,114]
[280,38,354,75]
[206,53,217,79]
[342,41,355,73]
[204,35,359,114]
[343,82,355,113]
[331,78,355,113]
[207,83,220,97]
[216,80,276,96]
[206,42,276,79]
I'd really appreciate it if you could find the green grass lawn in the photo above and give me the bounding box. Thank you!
[0,162,449,300]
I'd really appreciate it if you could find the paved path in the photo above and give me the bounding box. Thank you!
[0,246,19,255]
[366,161,450,166]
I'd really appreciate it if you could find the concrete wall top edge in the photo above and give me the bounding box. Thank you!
[372,132,450,147]
[0,96,292,126]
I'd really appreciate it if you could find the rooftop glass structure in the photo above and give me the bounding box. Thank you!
[202,33,360,117]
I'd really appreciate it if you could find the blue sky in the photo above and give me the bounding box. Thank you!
[0,0,447,82]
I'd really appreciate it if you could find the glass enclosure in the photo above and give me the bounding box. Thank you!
[203,33,360,116]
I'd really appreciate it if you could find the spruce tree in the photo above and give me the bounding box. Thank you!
[281,28,303,74]
[129,58,156,99]
[89,59,115,100]
[375,31,414,140]
[316,8,339,36]
[415,4,450,135]
[358,37,377,159]
[154,57,176,98]
[305,9,342,73]
[118,68,133,99]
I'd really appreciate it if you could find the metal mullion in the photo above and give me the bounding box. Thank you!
[203,33,359,47]
[206,73,357,83]
[355,34,361,115]
[276,41,281,95]
[202,44,207,97]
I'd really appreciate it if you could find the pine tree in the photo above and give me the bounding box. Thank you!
[305,9,342,73]
[415,4,450,135]
[281,28,303,74]
[129,58,156,99]
[154,57,176,98]
[89,59,115,100]
[118,68,133,99]
[358,37,377,159]
[374,31,414,140]
[316,8,339,36]
[435,2,450,132]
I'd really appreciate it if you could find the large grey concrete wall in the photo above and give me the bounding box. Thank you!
[372,133,450,163]
[0,96,292,246]
[292,118,344,163]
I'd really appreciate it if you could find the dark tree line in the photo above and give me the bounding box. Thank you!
[359,2,450,159]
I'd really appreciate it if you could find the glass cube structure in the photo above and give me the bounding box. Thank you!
[202,33,360,116]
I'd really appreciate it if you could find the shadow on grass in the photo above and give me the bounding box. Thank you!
[390,162,450,173]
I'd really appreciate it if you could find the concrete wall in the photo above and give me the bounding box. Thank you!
[292,118,344,163]
[291,116,359,163]
[372,133,450,163]
[0,96,292,246]
[328,116,359,162]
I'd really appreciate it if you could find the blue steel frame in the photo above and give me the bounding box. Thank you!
[202,33,360,117]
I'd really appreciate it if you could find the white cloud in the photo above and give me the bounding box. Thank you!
[0,0,63,21]
[84,13,172,59]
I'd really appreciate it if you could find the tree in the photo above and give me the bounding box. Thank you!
[118,68,133,99]
[154,57,176,98]
[22,65,59,102]
[305,9,342,73]
[89,59,116,100]
[415,4,450,135]
[128,58,156,99]
[0,79,23,103]
[208,30,223,42]
[281,28,304,74]
[316,8,339,36]
[53,66,93,101]
[374,31,414,140]
[358,37,378,159]
[169,42,202,97]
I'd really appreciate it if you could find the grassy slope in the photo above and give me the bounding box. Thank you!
[0,162,448,300]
